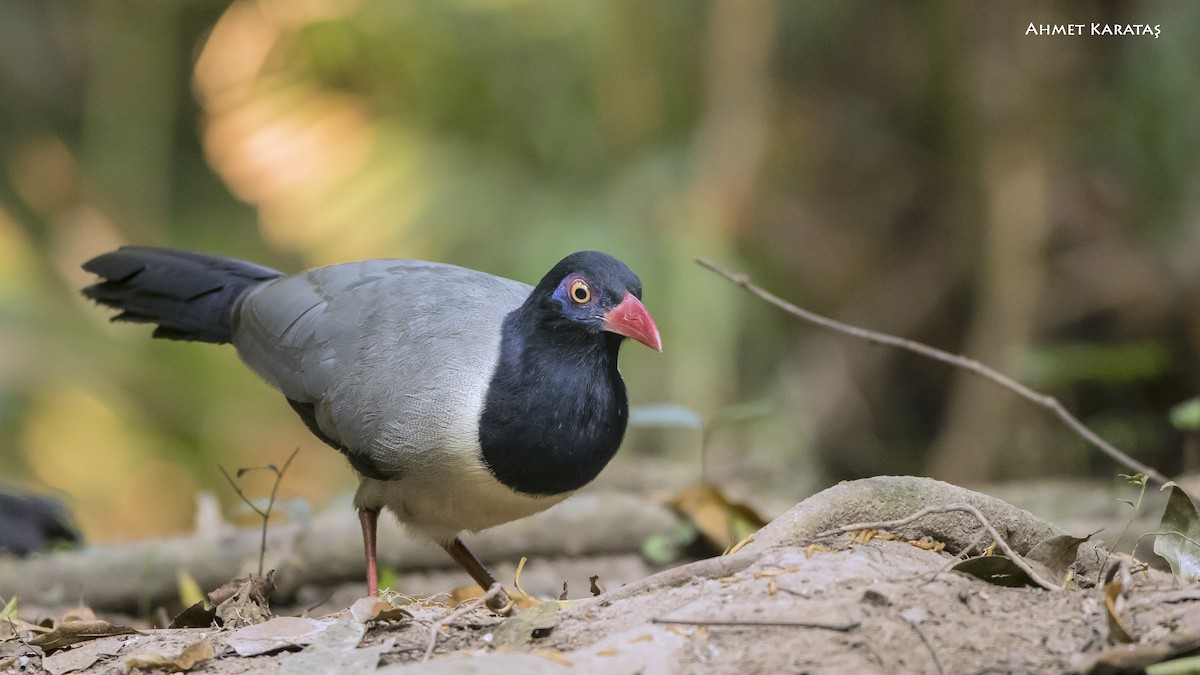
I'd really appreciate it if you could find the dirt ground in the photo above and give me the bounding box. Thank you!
[4,476,1200,674]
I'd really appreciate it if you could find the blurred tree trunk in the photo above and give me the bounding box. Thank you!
[928,3,1052,483]
[82,0,181,243]
[666,0,774,459]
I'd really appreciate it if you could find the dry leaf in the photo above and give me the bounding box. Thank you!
[29,620,140,652]
[951,556,1036,588]
[278,618,388,675]
[1025,533,1091,587]
[209,572,274,607]
[42,637,124,675]
[226,616,332,657]
[1105,579,1133,643]
[490,602,560,648]
[123,636,215,673]
[668,482,768,553]
[589,575,606,596]
[170,601,216,629]
[349,597,410,623]
[215,573,275,628]
[1154,485,1200,585]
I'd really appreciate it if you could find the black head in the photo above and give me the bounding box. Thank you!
[528,251,661,351]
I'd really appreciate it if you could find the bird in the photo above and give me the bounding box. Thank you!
[81,247,660,612]
[0,488,81,557]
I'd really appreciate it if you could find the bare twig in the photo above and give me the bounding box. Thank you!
[695,258,1168,485]
[812,502,1060,591]
[652,617,860,631]
[1134,530,1200,553]
[219,447,301,576]
[424,583,504,662]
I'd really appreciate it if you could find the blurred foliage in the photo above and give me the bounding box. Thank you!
[0,0,1198,542]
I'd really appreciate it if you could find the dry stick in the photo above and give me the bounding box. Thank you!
[1134,530,1200,553]
[695,258,1168,485]
[423,583,505,663]
[812,502,1060,591]
[219,447,301,576]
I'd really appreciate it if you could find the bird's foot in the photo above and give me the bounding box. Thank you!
[485,588,515,616]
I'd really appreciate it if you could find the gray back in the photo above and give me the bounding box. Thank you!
[232,259,531,475]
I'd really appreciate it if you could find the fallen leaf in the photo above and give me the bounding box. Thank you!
[29,620,140,652]
[490,602,560,648]
[668,482,768,554]
[951,556,1036,588]
[123,636,214,673]
[1025,533,1092,587]
[1105,580,1133,643]
[209,571,274,606]
[589,575,606,596]
[42,637,124,675]
[450,584,485,606]
[215,573,275,628]
[226,616,332,657]
[559,582,569,602]
[349,597,411,624]
[279,618,390,675]
[169,601,216,629]
[1154,485,1200,585]
[595,646,618,656]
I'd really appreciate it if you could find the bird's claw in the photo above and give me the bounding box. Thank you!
[486,589,516,616]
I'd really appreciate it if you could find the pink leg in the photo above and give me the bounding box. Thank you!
[359,507,380,596]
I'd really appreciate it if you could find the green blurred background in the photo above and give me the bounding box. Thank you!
[1,0,1197,543]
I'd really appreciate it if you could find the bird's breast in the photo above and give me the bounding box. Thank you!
[477,334,628,496]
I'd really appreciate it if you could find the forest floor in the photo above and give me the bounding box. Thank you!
[4,475,1200,674]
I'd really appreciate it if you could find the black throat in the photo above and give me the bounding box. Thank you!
[478,308,628,496]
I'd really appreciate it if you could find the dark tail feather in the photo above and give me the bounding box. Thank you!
[82,246,282,344]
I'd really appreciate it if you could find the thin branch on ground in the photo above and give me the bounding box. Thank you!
[219,447,301,576]
[652,617,860,631]
[812,502,1059,591]
[423,583,504,663]
[1134,530,1200,553]
[696,258,1168,485]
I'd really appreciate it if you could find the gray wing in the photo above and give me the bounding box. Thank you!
[231,259,531,477]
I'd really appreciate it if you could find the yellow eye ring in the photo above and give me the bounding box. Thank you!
[569,279,591,304]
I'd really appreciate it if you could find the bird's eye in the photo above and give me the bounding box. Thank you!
[569,279,591,304]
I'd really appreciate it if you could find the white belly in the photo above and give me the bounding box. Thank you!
[353,455,571,543]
